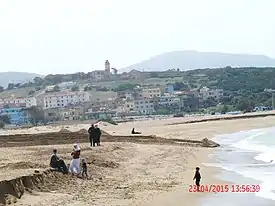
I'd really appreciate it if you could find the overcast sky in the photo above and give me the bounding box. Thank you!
[0,0,274,74]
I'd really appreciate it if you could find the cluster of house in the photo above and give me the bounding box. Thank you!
[115,85,224,115]
[0,80,224,125]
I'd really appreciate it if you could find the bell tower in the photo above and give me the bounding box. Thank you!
[105,60,110,73]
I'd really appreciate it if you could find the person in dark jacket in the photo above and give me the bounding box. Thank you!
[50,149,68,174]
[88,124,96,147]
[94,124,102,146]
[131,128,141,134]
[193,167,201,192]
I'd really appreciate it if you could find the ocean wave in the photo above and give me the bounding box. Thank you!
[207,127,275,201]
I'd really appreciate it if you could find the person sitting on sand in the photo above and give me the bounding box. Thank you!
[131,128,141,134]
[50,149,68,174]
[69,143,81,176]
[193,167,201,192]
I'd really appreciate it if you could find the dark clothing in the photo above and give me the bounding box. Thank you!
[94,128,102,145]
[50,154,59,168]
[131,128,141,134]
[193,170,201,186]
[71,150,81,159]
[195,179,200,186]
[88,126,96,146]
[82,162,88,178]
[50,154,68,174]
[194,171,201,180]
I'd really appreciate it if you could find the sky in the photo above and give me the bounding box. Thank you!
[0,0,274,75]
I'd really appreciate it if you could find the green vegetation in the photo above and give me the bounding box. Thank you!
[1,67,275,112]
[0,115,11,124]
[0,121,5,129]
[71,85,80,92]
[113,83,138,92]
[23,106,45,126]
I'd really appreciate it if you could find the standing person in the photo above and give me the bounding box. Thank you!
[88,124,96,147]
[193,167,201,192]
[50,149,68,174]
[69,143,81,176]
[94,124,102,146]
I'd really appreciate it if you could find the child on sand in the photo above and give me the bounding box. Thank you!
[193,167,201,192]
[81,158,88,179]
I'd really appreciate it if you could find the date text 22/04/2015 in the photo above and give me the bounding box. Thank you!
[188,184,260,193]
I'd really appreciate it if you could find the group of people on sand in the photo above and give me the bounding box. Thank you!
[50,144,88,178]
[49,124,103,178]
[50,143,88,178]
[88,124,102,147]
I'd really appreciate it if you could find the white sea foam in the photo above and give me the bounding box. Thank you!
[207,127,275,201]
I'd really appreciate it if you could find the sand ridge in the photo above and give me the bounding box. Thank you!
[1,114,275,205]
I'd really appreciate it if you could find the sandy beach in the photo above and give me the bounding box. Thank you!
[1,114,275,206]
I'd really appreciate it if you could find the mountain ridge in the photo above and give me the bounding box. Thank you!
[121,50,275,72]
[0,72,43,88]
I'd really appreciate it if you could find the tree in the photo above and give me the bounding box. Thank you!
[114,83,137,92]
[53,85,60,92]
[0,115,10,124]
[0,121,5,129]
[28,90,35,95]
[7,83,15,90]
[33,77,44,85]
[23,106,44,126]
[0,86,4,92]
[236,98,255,112]
[84,86,92,91]
[71,85,80,92]
[173,82,188,91]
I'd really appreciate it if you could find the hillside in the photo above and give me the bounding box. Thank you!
[121,50,275,72]
[0,72,42,87]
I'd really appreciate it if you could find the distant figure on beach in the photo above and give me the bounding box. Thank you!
[81,158,88,179]
[50,149,68,174]
[88,124,96,147]
[193,167,201,192]
[131,128,141,134]
[94,124,102,146]
[69,144,81,176]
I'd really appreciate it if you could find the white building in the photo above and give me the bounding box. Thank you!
[43,92,90,109]
[199,87,223,101]
[142,87,161,98]
[0,96,37,108]
[134,98,155,114]
[58,81,76,89]
[158,95,181,106]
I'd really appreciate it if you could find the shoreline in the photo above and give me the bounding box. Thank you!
[2,116,275,205]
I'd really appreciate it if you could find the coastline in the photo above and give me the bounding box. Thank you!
[2,115,275,205]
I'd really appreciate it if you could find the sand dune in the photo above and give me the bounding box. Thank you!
[1,114,275,205]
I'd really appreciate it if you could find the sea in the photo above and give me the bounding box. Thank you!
[201,127,275,206]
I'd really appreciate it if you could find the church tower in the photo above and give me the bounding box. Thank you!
[105,60,110,73]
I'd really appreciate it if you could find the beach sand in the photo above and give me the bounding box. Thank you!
[1,114,275,205]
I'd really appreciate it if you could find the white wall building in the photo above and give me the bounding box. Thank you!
[199,87,223,101]
[43,92,90,109]
[0,97,37,108]
[134,98,155,114]
[142,87,161,98]
[158,95,181,106]
[58,81,76,89]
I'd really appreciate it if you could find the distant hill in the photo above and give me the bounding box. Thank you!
[121,50,275,72]
[0,72,43,88]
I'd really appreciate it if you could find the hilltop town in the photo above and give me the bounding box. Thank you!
[0,61,274,127]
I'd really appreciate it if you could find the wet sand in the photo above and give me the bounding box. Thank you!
[1,114,275,205]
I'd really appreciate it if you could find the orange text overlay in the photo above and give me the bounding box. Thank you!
[188,184,261,193]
